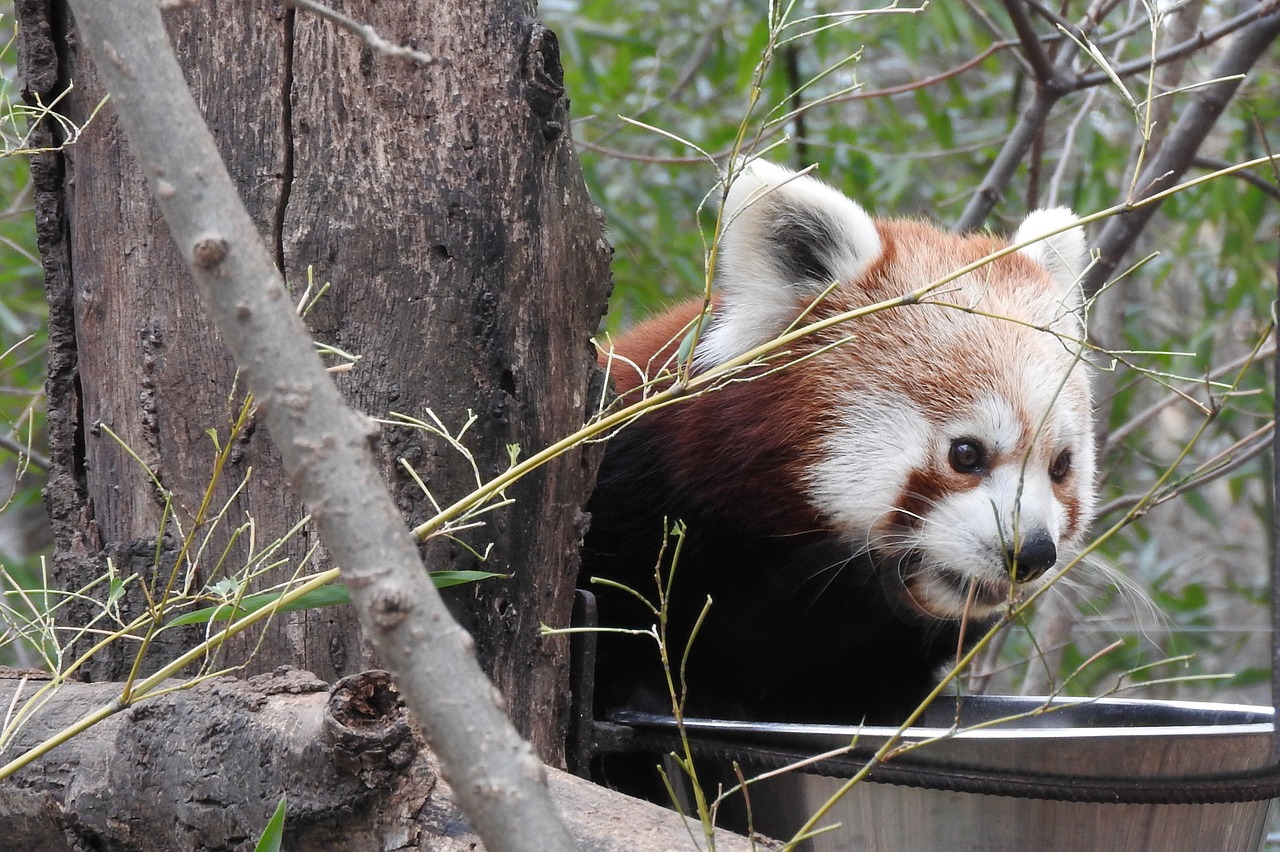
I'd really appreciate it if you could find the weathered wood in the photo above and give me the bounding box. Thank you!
[0,669,763,851]
[283,1,611,764]
[19,0,609,764]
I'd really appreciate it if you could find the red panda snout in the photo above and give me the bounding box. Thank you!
[808,382,1093,621]
[1008,531,1056,583]
[876,443,1089,619]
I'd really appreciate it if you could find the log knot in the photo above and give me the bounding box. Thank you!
[326,670,419,784]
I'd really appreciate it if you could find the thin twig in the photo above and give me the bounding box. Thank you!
[1021,0,1078,38]
[953,0,1102,230]
[953,88,1058,231]
[1071,2,1280,92]
[1191,155,1280,201]
[1083,7,1280,295]
[1045,87,1099,206]
[1103,340,1277,454]
[1096,426,1273,519]
[0,432,49,473]
[587,0,737,149]
[281,0,434,65]
[1001,0,1058,85]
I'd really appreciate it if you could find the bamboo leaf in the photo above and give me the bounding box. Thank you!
[253,795,287,852]
[167,571,504,627]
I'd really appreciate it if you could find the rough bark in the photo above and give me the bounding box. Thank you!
[18,0,608,766]
[0,668,760,851]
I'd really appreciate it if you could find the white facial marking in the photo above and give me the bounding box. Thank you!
[807,392,929,549]
[948,394,1022,458]
[811,379,1092,620]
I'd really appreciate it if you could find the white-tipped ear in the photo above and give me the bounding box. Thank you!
[1015,208,1089,303]
[698,159,883,366]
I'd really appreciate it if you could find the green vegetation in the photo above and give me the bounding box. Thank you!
[546,0,1279,702]
[0,12,49,662]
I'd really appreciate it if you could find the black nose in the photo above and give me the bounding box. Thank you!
[1007,533,1057,584]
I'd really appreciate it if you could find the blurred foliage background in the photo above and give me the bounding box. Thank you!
[0,10,50,669]
[544,0,1279,703]
[0,1,1278,701]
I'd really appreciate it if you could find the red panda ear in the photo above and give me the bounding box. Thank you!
[1014,208,1089,311]
[698,159,883,366]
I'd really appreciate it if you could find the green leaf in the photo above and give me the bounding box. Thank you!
[107,576,127,606]
[166,586,351,627]
[430,570,508,589]
[166,571,504,627]
[254,795,287,852]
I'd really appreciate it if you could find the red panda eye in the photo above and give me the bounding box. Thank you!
[1050,449,1073,483]
[948,439,985,473]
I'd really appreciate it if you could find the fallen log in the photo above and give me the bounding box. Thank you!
[0,667,764,851]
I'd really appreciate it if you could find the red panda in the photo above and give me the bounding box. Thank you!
[582,159,1096,726]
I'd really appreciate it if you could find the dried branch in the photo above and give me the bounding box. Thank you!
[1001,0,1057,85]
[282,0,434,65]
[1083,7,1280,296]
[1070,2,1280,92]
[61,2,573,850]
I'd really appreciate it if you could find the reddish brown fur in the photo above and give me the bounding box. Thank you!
[598,304,834,536]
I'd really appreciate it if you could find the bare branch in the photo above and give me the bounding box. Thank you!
[1001,0,1057,85]
[61,2,572,849]
[952,0,1099,230]
[1191,155,1280,202]
[953,88,1059,232]
[586,0,738,148]
[1102,339,1277,454]
[0,432,49,473]
[1083,7,1280,296]
[282,0,434,64]
[1071,2,1280,92]
[1096,426,1273,520]
[1021,0,1077,37]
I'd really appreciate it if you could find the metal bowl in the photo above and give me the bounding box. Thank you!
[611,695,1277,851]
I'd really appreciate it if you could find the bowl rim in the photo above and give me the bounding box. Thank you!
[609,694,1276,744]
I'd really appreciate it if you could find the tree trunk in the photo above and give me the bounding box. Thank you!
[18,0,609,766]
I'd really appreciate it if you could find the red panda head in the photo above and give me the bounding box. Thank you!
[694,159,1096,621]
